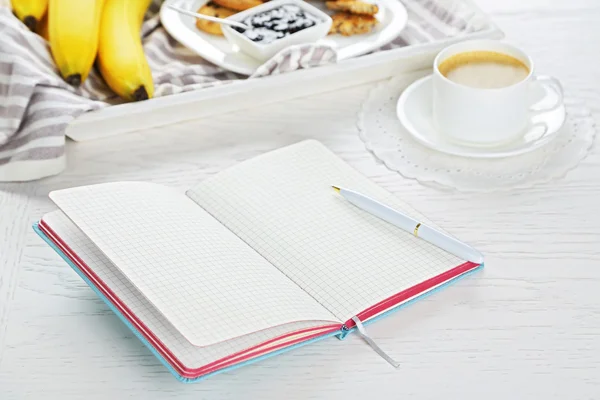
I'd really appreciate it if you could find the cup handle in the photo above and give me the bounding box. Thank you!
[530,75,564,113]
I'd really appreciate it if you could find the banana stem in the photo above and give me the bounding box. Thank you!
[23,15,37,31]
[133,86,149,101]
[65,74,82,87]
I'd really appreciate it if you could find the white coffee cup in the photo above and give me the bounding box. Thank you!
[432,40,564,147]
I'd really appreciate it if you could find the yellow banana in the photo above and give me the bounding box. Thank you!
[97,0,154,101]
[48,0,105,86]
[11,0,48,31]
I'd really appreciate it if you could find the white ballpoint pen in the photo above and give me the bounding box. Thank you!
[332,186,484,264]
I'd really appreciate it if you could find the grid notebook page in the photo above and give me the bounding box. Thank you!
[49,182,339,347]
[41,211,334,371]
[187,140,465,322]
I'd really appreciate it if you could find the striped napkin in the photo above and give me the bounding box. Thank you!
[0,0,485,181]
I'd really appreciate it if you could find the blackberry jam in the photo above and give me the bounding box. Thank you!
[232,4,322,44]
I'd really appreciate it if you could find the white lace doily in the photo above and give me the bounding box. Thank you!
[358,72,597,192]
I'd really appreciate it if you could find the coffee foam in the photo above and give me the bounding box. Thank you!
[438,51,530,89]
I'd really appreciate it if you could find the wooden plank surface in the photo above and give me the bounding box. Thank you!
[1,0,599,398]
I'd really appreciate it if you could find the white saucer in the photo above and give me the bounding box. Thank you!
[396,75,567,158]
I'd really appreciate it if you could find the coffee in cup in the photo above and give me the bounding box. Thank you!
[432,40,563,147]
[438,51,530,89]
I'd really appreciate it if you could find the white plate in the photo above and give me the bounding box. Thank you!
[396,75,567,159]
[160,0,408,75]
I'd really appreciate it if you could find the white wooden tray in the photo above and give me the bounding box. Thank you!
[65,0,503,142]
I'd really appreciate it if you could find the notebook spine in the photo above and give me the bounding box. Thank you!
[338,324,351,339]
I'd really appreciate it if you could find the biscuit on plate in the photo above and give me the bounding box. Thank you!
[326,0,379,16]
[195,2,237,36]
[328,12,377,36]
[212,0,263,11]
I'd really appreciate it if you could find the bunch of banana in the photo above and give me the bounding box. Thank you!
[10,0,154,102]
[97,0,154,101]
[10,0,48,31]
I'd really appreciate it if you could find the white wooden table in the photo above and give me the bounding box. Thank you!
[1,0,600,398]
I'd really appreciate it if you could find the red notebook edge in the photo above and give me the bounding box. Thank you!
[38,219,341,379]
[346,260,481,329]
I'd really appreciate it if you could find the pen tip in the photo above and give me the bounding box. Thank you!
[331,185,341,193]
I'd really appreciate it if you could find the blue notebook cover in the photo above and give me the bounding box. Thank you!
[34,221,483,383]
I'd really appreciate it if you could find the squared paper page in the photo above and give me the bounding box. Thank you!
[187,140,465,322]
[49,182,338,347]
[41,211,333,372]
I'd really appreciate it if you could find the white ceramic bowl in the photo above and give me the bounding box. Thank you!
[222,0,333,62]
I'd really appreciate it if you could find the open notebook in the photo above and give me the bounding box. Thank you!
[34,140,483,382]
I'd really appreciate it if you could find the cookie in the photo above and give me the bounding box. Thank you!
[325,0,379,16]
[212,0,263,12]
[328,12,377,36]
[195,2,237,36]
